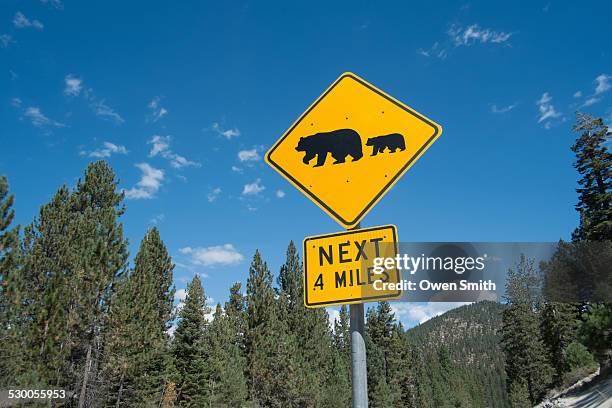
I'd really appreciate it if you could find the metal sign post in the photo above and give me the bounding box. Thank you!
[350,302,368,408]
[348,222,368,408]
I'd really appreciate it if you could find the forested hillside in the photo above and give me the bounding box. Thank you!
[406,301,509,407]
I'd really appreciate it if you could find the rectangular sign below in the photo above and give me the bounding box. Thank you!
[303,225,401,307]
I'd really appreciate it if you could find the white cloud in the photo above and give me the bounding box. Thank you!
[93,99,124,124]
[573,91,582,98]
[581,97,601,108]
[238,148,261,162]
[491,103,516,114]
[231,165,243,173]
[11,98,22,108]
[149,135,171,157]
[595,74,611,95]
[13,12,44,30]
[40,0,64,9]
[211,122,240,139]
[207,187,221,203]
[179,244,244,267]
[148,135,199,169]
[67,79,124,124]
[147,96,168,122]
[449,24,512,46]
[242,179,265,196]
[23,106,65,129]
[276,190,285,198]
[149,214,165,225]
[391,302,471,327]
[0,35,14,48]
[124,163,164,200]
[537,92,561,126]
[81,142,128,158]
[64,75,82,96]
[417,42,447,60]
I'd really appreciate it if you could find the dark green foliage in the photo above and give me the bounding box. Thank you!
[246,249,304,407]
[406,301,509,408]
[579,303,612,368]
[571,112,611,241]
[564,341,596,371]
[540,302,580,384]
[502,256,552,405]
[173,275,209,407]
[0,176,20,385]
[206,302,249,407]
[4,162,129,407]
[104,227,175,406]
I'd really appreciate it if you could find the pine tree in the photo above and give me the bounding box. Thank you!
[173,275,209,407]
[366,302,403,407]
[104,227,175,406]
[502,256,552,405]
[540,302,579,384]
[246,249,303,407]
[331,304,351,407]
[571,112,611,241]
[206,302,249,407]
[14,161,129,405]
[276,241,333,406]
[0,175,21,385]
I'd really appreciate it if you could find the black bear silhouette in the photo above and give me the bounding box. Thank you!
[366,133,406,156]
[296,129,363,167]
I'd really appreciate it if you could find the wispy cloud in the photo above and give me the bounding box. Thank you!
[124,163,164,199]
[22,106,65,129]
[179,244,244,267]
[13,12,44,30]
[66,76,124,124]
[64,74,82,96]
[149,214,165,225]
[238,148,261,162]
[573,91,582,98]
[275,190,285,198]
[92,99,124,124]
[211,122,240,139]
[147,96,168,122]
[581,97,601,108]
[0,35,14,48]
[207,187,221,203]
[417,42,447,60]
[40,0,64,10]
[80,142,128,158]
[148,135,199,169]
[595,74,611,95]
[242,179,265,196]
[11,98,22,108]
[449,24,512,46]
[491,103,517,114]
[537,92,561,128]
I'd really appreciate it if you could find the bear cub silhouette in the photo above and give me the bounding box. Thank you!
[296,128,363,167]
[366,133,406,156]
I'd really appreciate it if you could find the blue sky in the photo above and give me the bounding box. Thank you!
[1,0,611,327]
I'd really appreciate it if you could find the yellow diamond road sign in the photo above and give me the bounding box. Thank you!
[303,225,401,307]
[265,72,442,228]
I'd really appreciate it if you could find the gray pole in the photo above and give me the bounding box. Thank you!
[349,222,368,408]
[350,302,368,408]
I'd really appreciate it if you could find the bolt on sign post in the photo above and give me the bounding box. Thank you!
[266,72,442,408]
[265,72,442,229]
